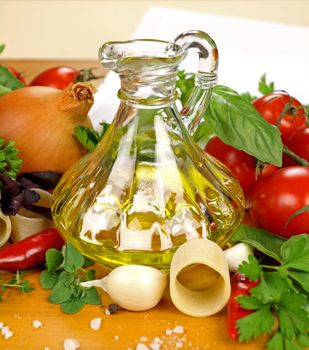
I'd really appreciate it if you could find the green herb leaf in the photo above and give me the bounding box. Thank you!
[236,307,274,342]
[83,269,96,282]
[279,292,309,337]
[45,248,64,272]
[283,338,304,350]
[232,224,285,262]
[237,295,264,310]
[297,334,309,347]
[251,272,291,304]
[0,65,24,90]
[0,271,34,301]
[258,74,275,95]
[74,122,110,152]
[238,255,262,281]
[267,332,284,350]
[41,243,100,314]
[287,270,309,293]
[48,281,72,304]
[176,70,195,105]
[83,256,95,268]
[205,85,283,166]
[0,44,5,55]
[61,297,85,314]
[39,270,59,289]
[81,287,101,305]
[0,84,11,96]
[58,271,75,286]
[63,243,84,273]
[192,121,214,147]
[240,92,257,103]
[281,234,309,272]
[0,138,22,179]
[20,280,34,293]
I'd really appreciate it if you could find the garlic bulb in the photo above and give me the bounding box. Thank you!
[81,265,167,311]
[224,243,253,272]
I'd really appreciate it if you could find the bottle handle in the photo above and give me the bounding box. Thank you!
[174,30,219,135]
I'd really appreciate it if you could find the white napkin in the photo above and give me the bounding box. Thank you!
[89,6,309,126]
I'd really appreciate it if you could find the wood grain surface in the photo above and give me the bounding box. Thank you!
[0,265,267,350]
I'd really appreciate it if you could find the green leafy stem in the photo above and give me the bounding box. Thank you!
[39,243,102,314]
[233,225,309,350]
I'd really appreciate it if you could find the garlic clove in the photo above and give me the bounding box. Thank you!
[81,265,167,312]
[224,243,254,272]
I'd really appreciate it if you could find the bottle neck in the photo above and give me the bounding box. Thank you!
[117,61,179,107]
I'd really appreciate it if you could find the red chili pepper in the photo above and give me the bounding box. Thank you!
[0,228,64,272]
[227,272,259,339]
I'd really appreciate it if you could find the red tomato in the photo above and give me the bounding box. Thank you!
[249,166,309,238]
[205,136,276,196]
[29,66,79,89]
[1,64,26,85]
[283,127,309,166]
[252,93,306,142]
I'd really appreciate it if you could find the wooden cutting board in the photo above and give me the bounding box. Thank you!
[0,265,267,350]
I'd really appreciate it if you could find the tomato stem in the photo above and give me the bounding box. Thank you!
[75,68,105,83]
[283,145,309,166]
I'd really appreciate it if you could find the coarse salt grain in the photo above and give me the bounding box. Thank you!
[150,342,161,350]
[32,320,43,329]
[165,329,173,336]
[44,347,50,350]
[0,322,3,329]
[4,330,13,339]
[63,338,80,350]
[136,343,149,350]
[173,325,184,334]
[1,326,10,336]
[104,308,111,315]
[114,335,120,341]
[139,336,148,342]
[149,336,163,350]
[176,341,183,348]
[90,317,102,331]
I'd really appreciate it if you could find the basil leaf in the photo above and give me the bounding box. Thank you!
[281,234,309,272]
[232,224,285,262]
[193,121,214,146]
[206,85,283,166]
[0,65,24,90]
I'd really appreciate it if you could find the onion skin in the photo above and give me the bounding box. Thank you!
[0,82,95,173]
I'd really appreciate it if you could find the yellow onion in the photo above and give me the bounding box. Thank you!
[0,82,95,173]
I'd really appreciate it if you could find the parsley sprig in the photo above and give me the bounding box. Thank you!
[74,121,109,152]
[234,232,309,349]
[0,137,22,179]
[40,243,102,314]
[0,271,34,301]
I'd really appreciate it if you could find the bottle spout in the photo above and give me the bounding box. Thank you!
[174,31,219,136]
